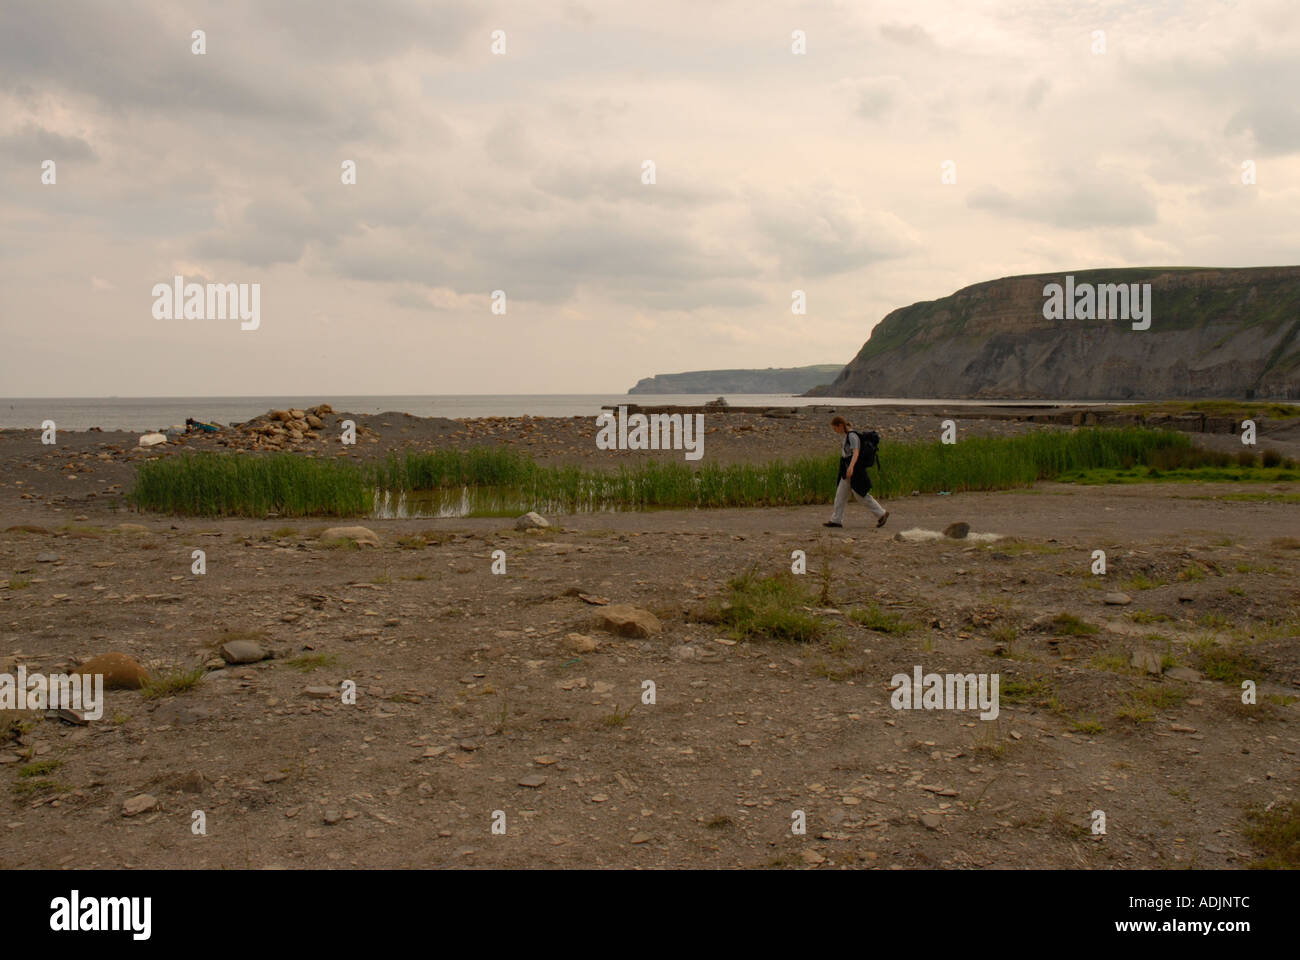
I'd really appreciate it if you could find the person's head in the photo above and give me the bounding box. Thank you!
[830,415,849,435]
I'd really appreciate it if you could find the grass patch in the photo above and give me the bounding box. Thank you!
[13,778,66,797]
[1128,609,1172,624]
[1001,678,1054,704]
[1089,649,1132,674]
[849,603,913,634]
[1242,801,1300,869]
[132,453,370,517]
[718,570,830,643]
[18,759,62,778]
[1130,685,1189,710]
[1125,572,1169,591]
[599,703,635,728]
[1196,611,1233,630]
[130,428,1195,517]
[5,577,31,590]
[1070,718,1105,735]
[1048,613,1099,636]
[140,667,206,700]
[58,523,106,539]
[1191,637,1264,685]
[1205,492,1300,503]
[1115,700,1154,723]
[990,624,1019,644]
[285,653,339,673]
[811,658,867,682]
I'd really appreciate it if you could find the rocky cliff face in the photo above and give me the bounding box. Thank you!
[810,267,1300,400]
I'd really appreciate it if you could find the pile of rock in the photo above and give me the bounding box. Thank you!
[221,404,378,451]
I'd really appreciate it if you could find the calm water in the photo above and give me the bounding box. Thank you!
[0,395,1069,432]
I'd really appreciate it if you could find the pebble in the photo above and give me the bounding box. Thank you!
[220,640,268,664]
[122,794,158,817]
[564,633,600,653]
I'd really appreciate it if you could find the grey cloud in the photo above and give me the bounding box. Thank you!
[0,123,97,162]
[1125,47,1300,156]
[968,171,1158,229]
[1192,183,1256,209]
[752,192,918,276]
[327,202,760,307]
[0,0,480,134]
[531,159,726,206]
[256,0,478,59]
[855,79,899,120]
[1226,104,1300,156]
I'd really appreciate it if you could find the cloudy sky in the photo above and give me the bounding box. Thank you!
[2,0,1299,397]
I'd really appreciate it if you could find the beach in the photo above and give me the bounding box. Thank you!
[0,403,1296,868]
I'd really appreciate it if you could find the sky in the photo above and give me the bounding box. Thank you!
[2,0,1299,397]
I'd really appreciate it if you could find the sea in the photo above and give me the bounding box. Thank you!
[0,395,1066,433]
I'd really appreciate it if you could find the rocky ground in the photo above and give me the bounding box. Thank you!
[0,408,1296,869]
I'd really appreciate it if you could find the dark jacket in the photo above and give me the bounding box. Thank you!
[838,442,872,495]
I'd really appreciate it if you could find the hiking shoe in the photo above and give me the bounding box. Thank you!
[823,521,842,528]
[876,511,889,528]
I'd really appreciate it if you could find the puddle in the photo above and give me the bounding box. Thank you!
[371,487,632,519]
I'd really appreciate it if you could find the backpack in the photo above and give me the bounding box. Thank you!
[852,430,880,469]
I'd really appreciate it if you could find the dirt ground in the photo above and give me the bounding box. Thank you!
[0,409,1296,869]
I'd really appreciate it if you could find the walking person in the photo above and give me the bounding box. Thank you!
[824,415,889,529]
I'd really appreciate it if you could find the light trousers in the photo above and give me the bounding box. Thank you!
[831,477,885,524]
